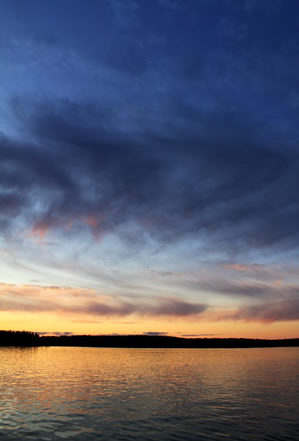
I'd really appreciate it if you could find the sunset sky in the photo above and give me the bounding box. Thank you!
[0,0,299,338]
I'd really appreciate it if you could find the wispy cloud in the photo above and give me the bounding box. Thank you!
[218,298,299,324]
[0,0,299,335]
[0,283,207,318]
[143,331,168,336]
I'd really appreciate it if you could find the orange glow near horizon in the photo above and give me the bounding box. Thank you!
[0,311,298,340]
[0,277,298,340]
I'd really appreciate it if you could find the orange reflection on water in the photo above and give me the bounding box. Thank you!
[0,346,298,440]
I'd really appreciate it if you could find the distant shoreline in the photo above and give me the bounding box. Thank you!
[0,331,299,348]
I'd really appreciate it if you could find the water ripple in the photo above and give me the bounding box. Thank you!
[0,347,298,440]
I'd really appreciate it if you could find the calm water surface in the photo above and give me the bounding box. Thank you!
[0,346,298,440]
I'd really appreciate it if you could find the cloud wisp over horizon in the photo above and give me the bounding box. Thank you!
[0,0,299,336]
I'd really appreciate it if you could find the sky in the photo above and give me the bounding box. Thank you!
[0,0,299,338]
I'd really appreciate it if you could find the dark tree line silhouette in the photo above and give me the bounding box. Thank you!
[40,335,299,348]
[0,330,39,346]
[0,330,298,348]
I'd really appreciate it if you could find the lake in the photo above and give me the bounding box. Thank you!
[0,346,298,440]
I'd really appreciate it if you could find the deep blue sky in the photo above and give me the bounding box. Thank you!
[0,0,299,336]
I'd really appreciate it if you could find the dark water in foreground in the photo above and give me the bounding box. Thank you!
[0,347,298,441]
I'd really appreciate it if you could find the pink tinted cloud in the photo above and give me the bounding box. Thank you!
[0,283,207,318]
[220,298,299,323]
[30,222,49,242]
